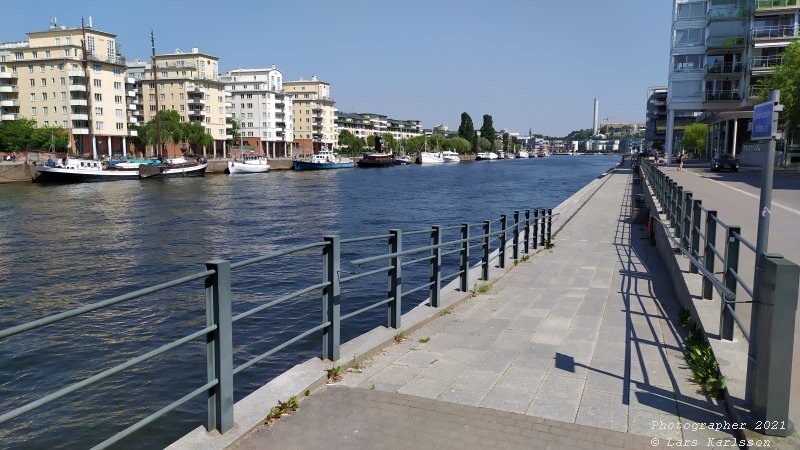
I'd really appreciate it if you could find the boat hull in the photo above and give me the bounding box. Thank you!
[418,152,444,164]
[357,158,394,168]
[35,166,139,183]
[292,160,355,171]
[139,162,207,178]
[227,161,270,174]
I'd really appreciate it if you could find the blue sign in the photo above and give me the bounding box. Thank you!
[752,101,775,140]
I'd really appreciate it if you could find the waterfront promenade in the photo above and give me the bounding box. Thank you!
[229,164,737,449]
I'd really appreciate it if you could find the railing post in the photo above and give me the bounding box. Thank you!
[460,223,469,292]
[430,225,442,308]
[499,214,507,268]
[513,210,520,261]
[205,259,234,434]
[388,229,402,328]
[750,254,799,437]
[690,199,702,274]
[720,226,741,340]
[675,186,684,237]
[703,210,718,299]
[482,220,490,281]
[547,208,553,244]
[533,209,539,250]
[671,182,679,229]
[524,209,531,254]
[682,191,692,248]
[322,236,341,361]
[539,208,546,248]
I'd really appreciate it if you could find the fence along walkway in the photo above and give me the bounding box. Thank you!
[234,163,737,448]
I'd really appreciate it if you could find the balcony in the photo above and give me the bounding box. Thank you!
[0,85,19,93]
[225,134,233,140]
[706,35,746,48]
[72,128,90,135]
[132,109,144,116]
[128,116,138,124]
[69,84,87,92]
[187,86,206,94]
[0,71,17,79]
[187,109,206,117]
[748,84,769,98]
[1,113,19,121]
[129,129,138,137]
[71,113,89,121]
[752,25,799,39]
[187,98,206,105]
[705,62,743,74]
[224,101,232,108]
[68,69,86,78]
[225,112,233,118]
[707,6,748,21]
[126,77,136,84]
[750,55,784,72]
[126,90,137,97]
[70,99,88,106]
[127,104,137,110]
[755,0,799,11]
[225,123,233,128]
[704,90,741,101]
[0,100,19,107]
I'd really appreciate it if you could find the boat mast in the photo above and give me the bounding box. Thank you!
[151,29,161,159]
[80,17,96,160]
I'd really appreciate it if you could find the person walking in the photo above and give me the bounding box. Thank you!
[677,151,684,171]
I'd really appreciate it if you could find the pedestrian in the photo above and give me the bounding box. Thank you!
[677,151,684,171]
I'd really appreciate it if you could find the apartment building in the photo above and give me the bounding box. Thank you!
[284,76,335,152]
[667,0,800,165]
[1,18,132,157]
[335,111,422,142]
[220,66,294,158]
[135,47,228,158]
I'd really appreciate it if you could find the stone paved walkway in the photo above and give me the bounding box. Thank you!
[232,166,740,449]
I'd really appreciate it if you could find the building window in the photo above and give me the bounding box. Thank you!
[149,105,156,111]
[62,106,67,115]
[32,51,38,59]
[60,77,65,85]
[42,93,48,101]
[115,109,123,117]
[64,49,70,57]
[674,28,704,47]
[179,104,185,111]
[96,121,104,130]
[44,120,49,126]
[30,93,35,102]
[116,123,124,130]
[95,107,103,115]
[45,50,51,58]
[31,107,36,115]
[107,40,115,61]
[149,82,155,89]
[114,95,122,103]
[160,82,165,89]
[54,37,61,45]
[160,93,165,100]
[93,79,102,87]
[94,93,103,101]
[113,81,121,89]
[93,64,101,73]
[14,52,23,60]
[114,68,121,75]
[43,107,48,115]
[161,71,167,78]
[41,78,47,86]
[40,64,45,72]
[28,65,33,73]
[149,94,155,101]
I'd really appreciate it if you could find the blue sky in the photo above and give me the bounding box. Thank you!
[6,1,672,136]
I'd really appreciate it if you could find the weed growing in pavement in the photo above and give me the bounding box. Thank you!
[418,337,431,343]
[394,331,406,342]
[326,366,342,381]
[678,308,726,399]
[264,396,299,424]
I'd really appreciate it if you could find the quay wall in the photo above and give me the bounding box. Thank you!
[169,163,620,449]
[0,162,36,183]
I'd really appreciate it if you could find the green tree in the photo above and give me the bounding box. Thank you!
[765,40,800,130]
[680,123,708,157]
[382,133,397,152]
[470,133,479,153]
[480,115,496,149]
[478,137,492,151]
[0,119,37,151]
[366,135,376,149]
[458,112,475,141]
[226,117,241,144]
[448,136,470,153]
[502,132,510,152]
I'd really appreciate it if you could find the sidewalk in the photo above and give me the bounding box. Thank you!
[230,165,741,449]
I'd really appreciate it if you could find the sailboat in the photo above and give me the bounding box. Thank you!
[417,137,444,164]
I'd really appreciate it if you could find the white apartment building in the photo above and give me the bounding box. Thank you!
[667,0,800,165]
[221,66,294,158]
[335,112,422,142]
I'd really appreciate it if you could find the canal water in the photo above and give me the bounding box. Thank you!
[0,155,618,448]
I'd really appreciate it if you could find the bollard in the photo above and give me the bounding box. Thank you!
[720,226,740,341]
[690,199,702,274]
[513,210,520,261]
[460,223,469,292]
[482,221,490,281]
[430,225,442,308]
[524,209,531,254]
[533,209,539,250]
[205,259,234,434]
[750,254,799,437]
[499,214,507,269]
[388,229,402,328]
[322,236,341,361]
[703,211,718,299]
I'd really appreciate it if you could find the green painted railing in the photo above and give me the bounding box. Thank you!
[0,208,554,448]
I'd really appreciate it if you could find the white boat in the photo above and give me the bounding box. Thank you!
[227,154,270,174]
[441,151,461,163]
[292,145,354,170]
[35,157,139,183]
[516,150,530,158]
[418,151,444,164]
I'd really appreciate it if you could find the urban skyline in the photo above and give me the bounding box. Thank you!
[1,0,672,137]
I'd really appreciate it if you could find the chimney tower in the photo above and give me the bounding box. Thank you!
[592,98,599,135]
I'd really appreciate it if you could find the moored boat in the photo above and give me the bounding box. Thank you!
[442,151,460,163]
[516,150,530,158]
[227,153,270,174]
[35,157,140,183]
[292,145,354,171]
[138,157,207,178]
[393,156,412,165]
[356,136,394,168]
[418,151,444,164]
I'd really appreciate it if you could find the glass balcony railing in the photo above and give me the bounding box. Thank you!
[704,90,742,101]
[706,35,747,47]
[705,62,744,73]
[755,0,799,10]
[752,24,799,38]
[748,85,769,98]
[708,6,749,20]
[750,55,784,69]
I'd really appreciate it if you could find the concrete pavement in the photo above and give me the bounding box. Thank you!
[231,164,742,449]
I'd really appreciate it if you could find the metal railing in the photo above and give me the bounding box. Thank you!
[704,89,742,101]
[705,62,743,74]
[640,160,757,341]
[755,0,799,10]
[706,35,747,47]
[708,6,748,20]
[0,208,555,448]
[749,55,784,69]
[752,24,799,38]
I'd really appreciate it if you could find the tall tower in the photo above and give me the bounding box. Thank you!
[592,98,599,135]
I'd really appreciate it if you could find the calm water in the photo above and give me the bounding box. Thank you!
[0,155,618,449]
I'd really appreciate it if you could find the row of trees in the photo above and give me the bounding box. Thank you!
[458,112,497,153]
[130,110,214,154]
[0,119,70,152]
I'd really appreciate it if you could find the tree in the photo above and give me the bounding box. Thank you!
[448,137,470,153]
[458,112,475,141]
[226,117,241,144]
[680,123,708,157]
[765,40,800,130]
[470,133,479,153]
[478,137,492,151]
[480,115,496,149]
[382,133,397,152]
[502,132,510,152]
[366,135,376,149]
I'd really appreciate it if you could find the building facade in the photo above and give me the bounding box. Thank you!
[667,0,800,164]
[1,18,133,157]
[335,111,422,143]
[221,66,293,158]
[284,76,335,152]
[134,47,228,158]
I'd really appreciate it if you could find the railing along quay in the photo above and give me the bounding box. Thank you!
[638,158,799,436]
[0,207,555,448]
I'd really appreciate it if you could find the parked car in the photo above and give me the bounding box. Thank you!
[710,153,739,172]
